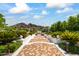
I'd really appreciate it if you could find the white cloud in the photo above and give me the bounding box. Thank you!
[56,7,73,13]
[19,16,30,20]
[33,10,48,19]
[46,3,73,8]
[66,13,78,18]
[33,15,42,19]
[5,16,18,26]
[46,3,74,14]
[9,3,31,14]
[41,10,48,15]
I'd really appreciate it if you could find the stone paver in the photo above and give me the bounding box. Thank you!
[18,43,64,56]
[30,34,49,43]
[17,34,65,56]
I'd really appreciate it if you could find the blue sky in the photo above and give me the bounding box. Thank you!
[0,3,79,26]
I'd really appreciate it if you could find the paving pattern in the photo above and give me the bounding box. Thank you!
[17,34,64,56]
[30,34,49,43]
[18,43,64,56]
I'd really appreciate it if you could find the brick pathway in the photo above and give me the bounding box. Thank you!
[17,34,65,56]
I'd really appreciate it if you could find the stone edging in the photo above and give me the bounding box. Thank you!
[12,34,66,56]
[25,42,66,56]
[12,34,35,56]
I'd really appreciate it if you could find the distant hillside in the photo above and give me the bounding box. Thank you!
[12,23,44,28]
[11,23,49,32]
[12,23,28,28]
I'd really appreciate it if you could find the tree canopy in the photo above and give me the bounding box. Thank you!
[50,14,79,32]
[0,13,5,28]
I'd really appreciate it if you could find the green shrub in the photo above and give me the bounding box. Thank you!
[68,46,79,54]
[0,45,7,55]
[0,41,22,55]
[16,30,27,38]
[59,43,79,54]
[0,31,18,44]
[61,31,79,45]
[28,31,35,35]
[7,41,22,53]
[50,32,62,38]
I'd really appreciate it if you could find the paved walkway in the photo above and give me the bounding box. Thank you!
[12,34,65,56]
[12,34,35,56]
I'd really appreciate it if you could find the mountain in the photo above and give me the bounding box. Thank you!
[12,23,43,28]
[11,23,49,32]
[12,23,28,28]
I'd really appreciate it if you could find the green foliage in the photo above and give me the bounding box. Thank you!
[68,46,79,54]
[50,32,62,37]
[67,16,78,31]
[0,41,22,55]
[0,25,29,44]
[50,21,68,32]
[0,31,18,44]
[61,21,68,31]
[7,41,22,53]
[50,14,79,32]
[0,13,5,28]
[61,31,79,45]
[59,43,79,54]
[0,45,7,54]
[16,30,27,38]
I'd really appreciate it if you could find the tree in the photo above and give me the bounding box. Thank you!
[50,21,62,32]
[0,13,5,28]
[50,24,56,32]
[55,21,62,31]
[0,14,4,18]
[0,31,19,44]
[50,14,79,32]
[61,21,68,31]
[67,16,78,31]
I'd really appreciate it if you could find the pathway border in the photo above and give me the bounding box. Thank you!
[12,34,66,56]
[25,42,66,56]
[12,34,35,56]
